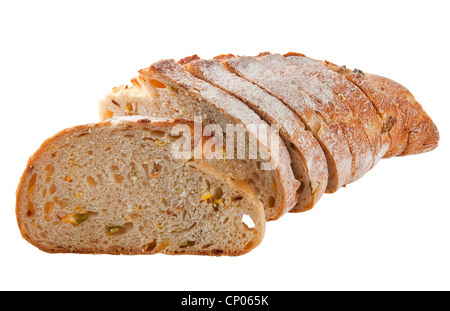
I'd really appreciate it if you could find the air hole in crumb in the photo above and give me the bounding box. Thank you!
[142,163,150,179]
[104,110,114,119]
[149,79,167,89]
[148,130,166,139]
[141,240,157,253]
[27,173,37,194]
[86,176,97,187]
[49,184,57,195]
[180,241,196,248]
[203,179,211,192]
[26,202,34,217]
[212,186,223,200]
[44,202,54,221]
[125,102,134,115]
[202,243,213,249]
[114,174,124,183]
[242,214,255,229]
[87,150,94,156]
[150,163,162,178]
[153,163,162,173]
[232,196,243,202]
[45,165,54,182]
[268,196,276,208]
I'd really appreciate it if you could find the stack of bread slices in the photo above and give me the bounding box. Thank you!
[16,52,439,256]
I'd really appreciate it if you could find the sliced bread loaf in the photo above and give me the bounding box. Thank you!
[16,117,266,256]
[101,59,300,220]
[254,53,373,183]
[183,56,328,212]
[218,55,353,193]
[283,53,390,166]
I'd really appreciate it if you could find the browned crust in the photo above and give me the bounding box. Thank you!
[213,54,237,61]
[283,52,307,58]
[256,51,272,57]
[323,61,439,157]
[22,243,251,256]
[363,73,439,156]
[323,62,406,157]
[16,118,264,256]
[131,78,142,88]
[178,54,201,66]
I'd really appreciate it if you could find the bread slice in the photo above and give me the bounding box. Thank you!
[283,53,390,167]
[217,55,353,193]
[100,59,300,220]
[16,117,266,256]
[253,53,373,183]
[182,56,328,212]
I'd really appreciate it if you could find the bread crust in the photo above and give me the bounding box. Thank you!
[16,117,266,256]
[361,73,439,156]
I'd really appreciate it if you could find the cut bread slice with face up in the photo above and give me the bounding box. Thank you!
[16,117,266,256]
[101,59,300,221]
[182,56,328,212]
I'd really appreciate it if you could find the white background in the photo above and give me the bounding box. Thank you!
[1,0,449,291]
